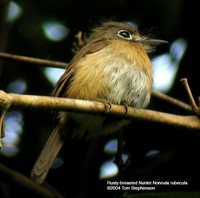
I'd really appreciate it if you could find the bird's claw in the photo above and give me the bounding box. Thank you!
[99,99,112,113]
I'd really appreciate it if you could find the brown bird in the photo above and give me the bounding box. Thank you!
[31,21,166,184]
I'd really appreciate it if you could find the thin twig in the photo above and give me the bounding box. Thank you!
[180,78,200,116]
[0,163,65,198]
[0,52,68,68]
[0,90,199,130]
[152,90,192,113]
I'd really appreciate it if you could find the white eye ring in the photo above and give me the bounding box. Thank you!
[117,30,133,40]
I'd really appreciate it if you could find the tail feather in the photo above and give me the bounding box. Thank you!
[31,127,64,184]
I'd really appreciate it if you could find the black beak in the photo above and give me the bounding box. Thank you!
[142,39,168,46]
[134,36,168,53]
[134,35,168,46]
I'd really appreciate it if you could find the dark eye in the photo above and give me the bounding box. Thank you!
[117,30,132,40]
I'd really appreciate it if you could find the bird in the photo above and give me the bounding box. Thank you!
[31,21,166,184]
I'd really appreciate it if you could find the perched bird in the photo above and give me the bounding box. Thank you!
[31,21,166,184]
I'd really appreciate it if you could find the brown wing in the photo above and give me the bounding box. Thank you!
[52,39,111,98]
[31,39,111,184]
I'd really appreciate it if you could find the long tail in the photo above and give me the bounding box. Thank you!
[31,126,64,184]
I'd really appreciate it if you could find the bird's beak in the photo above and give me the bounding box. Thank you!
[134,36,168,53]
[142,39,168,46]
[136,38,168,46]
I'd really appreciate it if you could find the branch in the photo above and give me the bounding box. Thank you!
[0,163,65,198]
[0,52,68,68]
[152,90,192,113]
[180,78,200,116]
[0,90,199,130]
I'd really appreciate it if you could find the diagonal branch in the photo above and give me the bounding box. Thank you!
[180,78,200,116]
[0,52,68,68]
[152,90,192,113]
[0,90,199,131]
[0,162,65,198]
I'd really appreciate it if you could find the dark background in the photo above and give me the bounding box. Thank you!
[0,0,199,197]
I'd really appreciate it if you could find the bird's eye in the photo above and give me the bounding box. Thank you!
[117,30,132,40]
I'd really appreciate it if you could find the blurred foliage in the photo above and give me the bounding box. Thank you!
[0,0,199,197]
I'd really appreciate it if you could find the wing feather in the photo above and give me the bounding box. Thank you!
[52,39,110,98]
